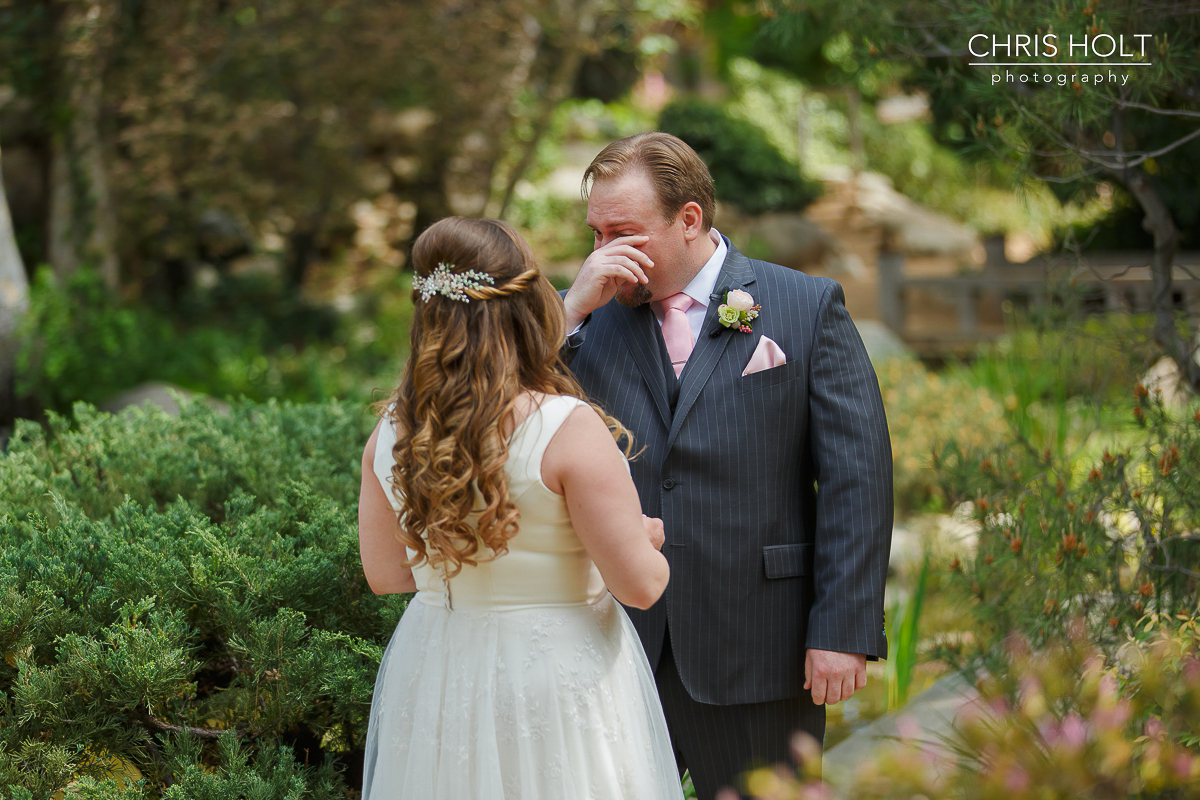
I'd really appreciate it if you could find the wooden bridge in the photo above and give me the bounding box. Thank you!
[878,248,1200,358]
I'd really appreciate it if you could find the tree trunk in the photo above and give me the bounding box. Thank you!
[0,145,31,424]
[46,0,119,291]
[442,6,542,218]
[1119,165,1200,393]
[495,0,607,220]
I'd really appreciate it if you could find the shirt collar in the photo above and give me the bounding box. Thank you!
[680,228,727,309]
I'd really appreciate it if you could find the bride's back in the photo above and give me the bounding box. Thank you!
[373,395,607,611]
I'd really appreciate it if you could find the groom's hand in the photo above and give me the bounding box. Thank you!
[804,649,867,705]
[563,235,652,330]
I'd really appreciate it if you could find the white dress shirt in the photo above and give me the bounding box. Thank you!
[650,229,727,342]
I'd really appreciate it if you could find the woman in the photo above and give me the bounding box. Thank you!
[357,216,683,799]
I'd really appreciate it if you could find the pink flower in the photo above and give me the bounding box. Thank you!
[799,781,837,800]
[1005,765,1032,792]
[726,289,755,312]
[1042,711,1088,753]
[1093,698,1132,731]
[1060,712,1089,751]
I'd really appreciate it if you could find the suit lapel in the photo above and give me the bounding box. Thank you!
[611,301,673,430]
[667,244,758,450]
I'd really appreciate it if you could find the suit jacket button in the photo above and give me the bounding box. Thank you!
[662,477,676,490]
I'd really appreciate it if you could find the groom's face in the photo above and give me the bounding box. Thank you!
[586,170,693,306]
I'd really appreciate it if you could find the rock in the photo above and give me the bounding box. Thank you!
[1141,355,1196,411]
[731,210,835,270]
[852,172,978,258]
[823,671,983,793]
[100,382,229,418]
[197,209,252,261]
[855,319,914,365]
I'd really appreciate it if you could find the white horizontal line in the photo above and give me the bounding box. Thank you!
[970,62,1152,66]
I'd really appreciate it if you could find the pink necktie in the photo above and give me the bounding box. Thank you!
[656,292,695,377]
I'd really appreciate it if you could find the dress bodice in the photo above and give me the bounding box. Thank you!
[372,395,607,610]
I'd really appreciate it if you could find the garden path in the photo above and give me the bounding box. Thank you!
[823,670,981,791]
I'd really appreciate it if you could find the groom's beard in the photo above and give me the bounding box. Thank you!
[616,283,653,307]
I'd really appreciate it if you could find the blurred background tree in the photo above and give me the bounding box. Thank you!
[1,0,604,299]
[794,0,1200,390]
[0,0,690,423]
[0,144,27,424]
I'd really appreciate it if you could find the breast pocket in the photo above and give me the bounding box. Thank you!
[738,359,800,394]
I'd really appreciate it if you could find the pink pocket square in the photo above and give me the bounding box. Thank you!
[742,336,787,376]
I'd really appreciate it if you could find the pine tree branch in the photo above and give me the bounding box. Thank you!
[138,711,235,740]
[1114,100,1200,120]
[1008,99,1200,171]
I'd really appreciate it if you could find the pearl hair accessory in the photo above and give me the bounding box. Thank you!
[414,262,495,303]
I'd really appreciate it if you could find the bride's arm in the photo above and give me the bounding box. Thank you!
[542,406,669,610]
[358,421,418,595]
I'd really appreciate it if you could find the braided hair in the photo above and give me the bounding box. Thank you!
[378,217,631,576]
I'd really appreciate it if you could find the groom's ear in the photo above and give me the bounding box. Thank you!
[679,201,705,241]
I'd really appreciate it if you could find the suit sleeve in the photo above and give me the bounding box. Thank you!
[558,289,587,366]
[804,281,893,659]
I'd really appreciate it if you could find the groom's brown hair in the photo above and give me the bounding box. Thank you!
[582,132,716,232]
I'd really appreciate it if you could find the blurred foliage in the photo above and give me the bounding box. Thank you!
[658,99,822,215]
[790,0,1200,390]
[0,0,691,305]
[15,266,412,414]
[701,2,890,93]
[876,355,1008,513]
[509,193,597,268]
[791,0,1200,241]
[717,57,1107,244]
[860,115,1108,244]
[949,313,1160,456]
[828,319,1200,799]
[935,389,1200,662]
[742,615,1200,799]
[0,398,394,795]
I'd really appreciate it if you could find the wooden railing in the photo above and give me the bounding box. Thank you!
[879,249,1200,356]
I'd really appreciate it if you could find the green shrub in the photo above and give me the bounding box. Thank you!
[950,315,1158,455]
[15,267,171,414]
[0,399,401,796]
[933,389,1200,661]
[875,356,1009,512]
[16,266,411,415]
[657,100,822,215]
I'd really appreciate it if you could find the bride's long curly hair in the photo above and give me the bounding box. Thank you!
[379,217,630,577]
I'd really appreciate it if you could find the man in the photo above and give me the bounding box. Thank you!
[562,132,892,799]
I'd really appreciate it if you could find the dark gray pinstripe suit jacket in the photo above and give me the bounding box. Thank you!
[566,239,893,706]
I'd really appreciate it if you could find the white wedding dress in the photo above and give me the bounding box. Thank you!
[363,395,684,800]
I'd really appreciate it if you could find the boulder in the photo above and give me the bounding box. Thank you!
[1141,355,1197,411]
[100,382,229,418]
[851,172,978,258]
[855,319,915,365]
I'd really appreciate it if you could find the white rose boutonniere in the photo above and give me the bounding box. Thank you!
[716,290,761,334]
